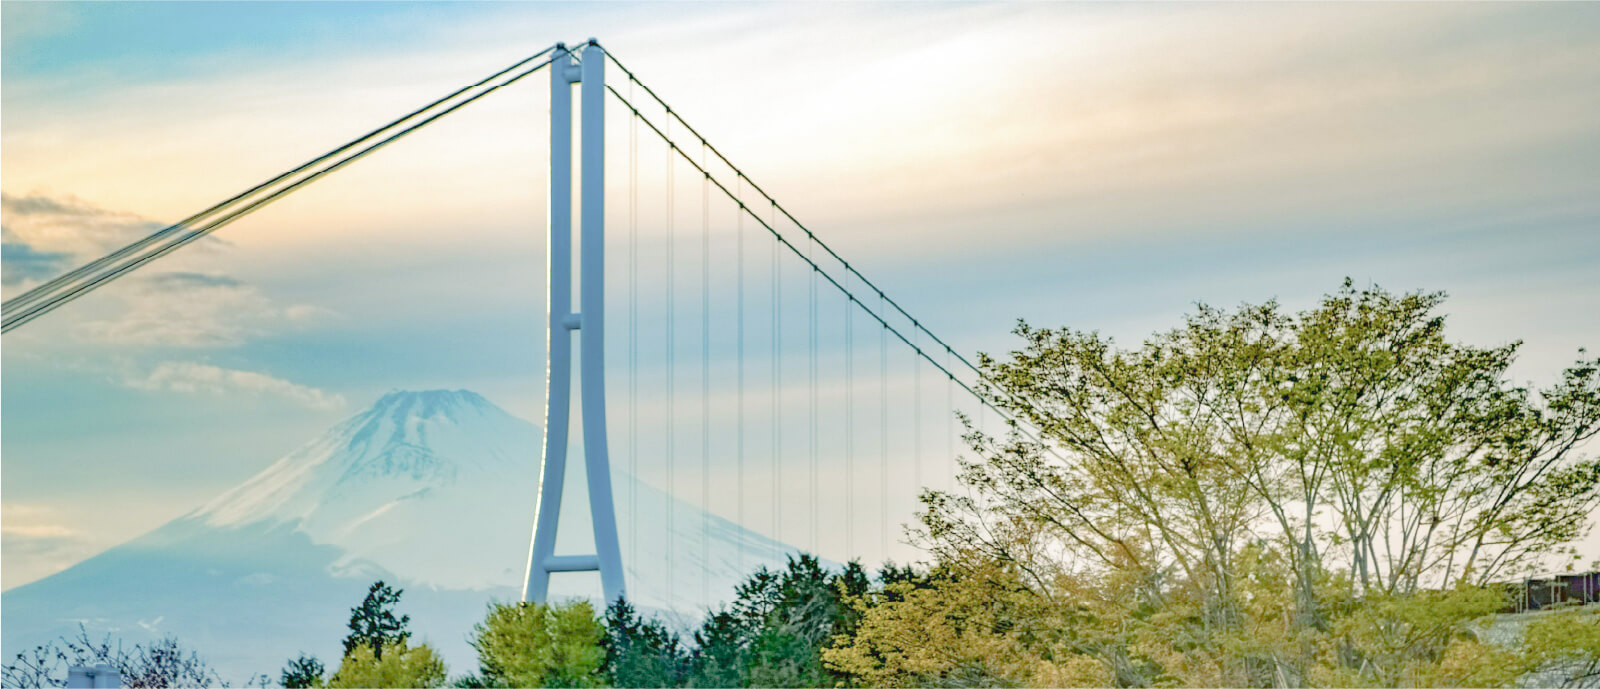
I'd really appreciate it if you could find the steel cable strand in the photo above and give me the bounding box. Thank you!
[4,53,560,333]
[771,200,783,546]
[845,273,855,558]
[664,114,676,607]
[599,47,989,382]
[736,175,747,576]
[4,45,559,323]
[700,144,711,605]
[605,85,1063,460]
[809,231,819,554]
[880,292,889,558]
[599,53,1057,460]
[628,77,640,574]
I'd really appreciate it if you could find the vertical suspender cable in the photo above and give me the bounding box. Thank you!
[736,174,746,577]
[701,144,711,605]
[772,201,782,546]
[913,329,921,503]
[947,348,955,489]
[664,116,675,604]
[880,292,889,559]
[808,232,819,555]
[844,274,854,559]
[628,79,640,575]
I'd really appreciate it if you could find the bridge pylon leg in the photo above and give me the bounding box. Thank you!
[523,40,626,606]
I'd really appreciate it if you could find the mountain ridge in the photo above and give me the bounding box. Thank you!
[2,389,809,681]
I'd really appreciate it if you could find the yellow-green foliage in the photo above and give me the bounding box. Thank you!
[1516,607,1600,686]
[823,561,1110,688]
[470,599,606,688]
[326,642,446,689]
[1308,584,1512,688]
[886,282,1600,688]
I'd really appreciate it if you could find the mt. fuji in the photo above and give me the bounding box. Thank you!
[1,390,809,681]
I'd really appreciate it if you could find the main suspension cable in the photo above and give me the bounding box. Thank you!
[4,46,561,333]
[605,85,1059,457]
[600,47,992,386]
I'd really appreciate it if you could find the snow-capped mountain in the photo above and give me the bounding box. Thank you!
[2,390,809,681]
[190,389,545,592]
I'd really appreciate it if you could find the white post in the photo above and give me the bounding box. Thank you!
[523,43,579,604]
[66,665,120,688]
[579,40,627,604]
[523,39,627,606]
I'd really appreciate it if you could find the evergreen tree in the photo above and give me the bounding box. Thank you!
[603,599,690,688]
[686,555,872,688]
[689,609,748,688]
[280,652,325,688]
[344,581,411,661]
[830,561,874,642]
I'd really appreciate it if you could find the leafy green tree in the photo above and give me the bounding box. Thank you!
[825,561,1104,688]
[281,652,326,688]
[904,281,1600,686]
[605,599,690,688]
[327,641,446,688]
[468,599,606,688]
[345,581,411,661]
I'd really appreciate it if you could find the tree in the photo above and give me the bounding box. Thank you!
[281,652,325,688]
[825,561,1100,688]
[690,609,750,688]
[912,281,1600,686]
[345,581,411,662]
[2,626,224,688]
[467,600,606,688]
[326,642,446,689]
[726,555,863,688]
[604,599,690,688]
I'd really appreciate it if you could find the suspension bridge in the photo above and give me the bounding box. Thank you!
[1,39,1046,610]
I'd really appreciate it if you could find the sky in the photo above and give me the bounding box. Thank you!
[3,2,1599,589]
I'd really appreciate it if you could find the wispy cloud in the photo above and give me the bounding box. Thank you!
[126,361,346,410]
[73,271,332,347]
[0,191,164,289]
[2,191,334,346]
[1,504,98,588]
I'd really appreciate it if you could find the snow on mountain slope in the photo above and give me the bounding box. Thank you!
[3,390,813,680]
[184,388,806,608]
[191,389,543,591]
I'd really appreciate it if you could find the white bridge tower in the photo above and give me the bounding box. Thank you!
[523,40,627,605]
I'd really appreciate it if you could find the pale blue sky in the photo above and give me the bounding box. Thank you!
[4,2,1599,588]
